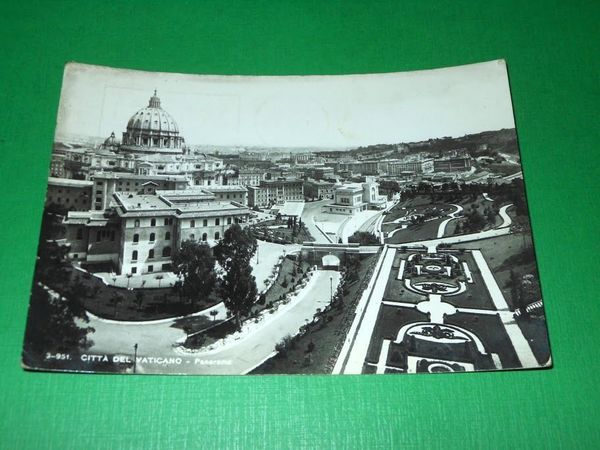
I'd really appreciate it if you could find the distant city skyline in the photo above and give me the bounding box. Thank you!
[56,60,516,148]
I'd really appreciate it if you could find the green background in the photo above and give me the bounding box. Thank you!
[1,1,598,448]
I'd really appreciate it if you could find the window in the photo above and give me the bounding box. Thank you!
[132,267,137,274]
[190,233,195,240]
[148,265,154,273]
[203,219,208,227]
[215,231,220,240]
[150,218,156,227]
[190,220,195,228]
[76,228,83,240]
[161,263,171,271]
[134,219,140,227]
[133,234,139,243]
[215,218,220,226]
[165,231,171,240]
[162,247,171,257]
[149,233,155,242]
[202,233,207,241]
[227,217,232,225]
[149,249,154,259]
[132,250,138,261]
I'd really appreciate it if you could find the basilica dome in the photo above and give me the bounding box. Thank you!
[121,91,185,155]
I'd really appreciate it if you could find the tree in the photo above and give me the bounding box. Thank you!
[109,292,125,318]
[219,262,258,330]
[172,240,217,308]
[134,290,145,311]
[40,205,67,241]
[214,224,258,329]
[35,239,71,286]
[486,208,496,225]
[344,254,362,282]
[213,224,258,272]
[23,284,94,366]
[348,231,380,246]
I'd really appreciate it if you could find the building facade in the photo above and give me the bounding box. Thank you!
[322,177,384,215]
[63,190,250,275]
[91,172,190,210]
[433,156,472,172]
[46,177,93,211]
[247,179,304,208]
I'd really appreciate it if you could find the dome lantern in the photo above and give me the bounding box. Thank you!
[148,90,161,108]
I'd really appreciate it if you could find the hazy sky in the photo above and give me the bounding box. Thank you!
[56,60,516,147]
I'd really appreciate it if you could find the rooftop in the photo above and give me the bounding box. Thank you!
[113,193,170,212]
[205,185,248,192]
[92,172,188,181]
[335,183,363,193]
[48,177,94,188]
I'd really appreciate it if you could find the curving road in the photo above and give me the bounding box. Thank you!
[84,270,341,374]
[436,204,464,238]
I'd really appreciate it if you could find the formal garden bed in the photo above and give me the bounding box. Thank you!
[386,249,496,310]
[364,305,428,363]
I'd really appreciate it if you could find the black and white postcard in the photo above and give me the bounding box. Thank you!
[22,60,551,375]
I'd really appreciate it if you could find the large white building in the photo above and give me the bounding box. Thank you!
[323,177,385,215]
[63,190,249,275]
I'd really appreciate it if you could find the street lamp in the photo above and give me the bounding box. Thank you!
[329,275,333,304]
[133,343,138,374]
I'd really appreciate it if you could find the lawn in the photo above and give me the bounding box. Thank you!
[453,233,538,309]
[382,198,458,244]
[388,218,446,244]
[444,312,521,369]
[515,316,552,365]
[46,264,218,321]
[251,253,380,374]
